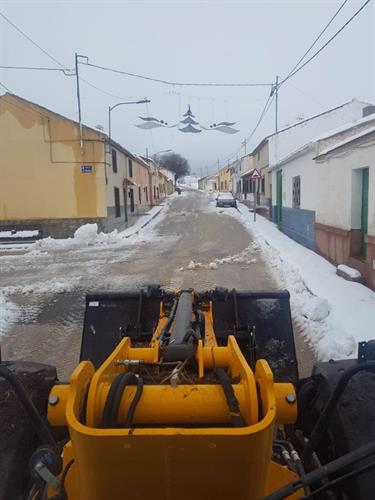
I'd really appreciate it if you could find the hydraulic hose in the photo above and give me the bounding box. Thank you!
[214,368,244,427]
[158,298,178,346]
[124,376,144,427]
[0,365,56,447]
[263,439,375,500]
[101,372,144,428]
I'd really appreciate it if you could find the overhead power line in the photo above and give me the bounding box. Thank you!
[0,11,69,70]
[244,94,274,144]
[0,80,12,92]
[285,0,349,80]
[280,0,371,86]
[82,61,273,88]
[213,0,371,171]
[0,64,74,74]
[0,12,135,99]
[207,91,275,172]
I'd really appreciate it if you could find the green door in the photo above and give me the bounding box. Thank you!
[360,168,369,257]
[276,170,282,224]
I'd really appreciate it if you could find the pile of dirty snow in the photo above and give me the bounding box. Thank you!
[208,199,375,361]
[29,205,166,253]
[0,293,19,337]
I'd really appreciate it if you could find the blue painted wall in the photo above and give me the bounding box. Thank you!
[272,205,315,250]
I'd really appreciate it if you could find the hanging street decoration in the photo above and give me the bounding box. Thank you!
[135,116,169,129]
[209,122,240,134]
[134,104,239,134]
[178,105,202,133]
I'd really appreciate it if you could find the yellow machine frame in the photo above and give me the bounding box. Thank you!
[47,302,301,499]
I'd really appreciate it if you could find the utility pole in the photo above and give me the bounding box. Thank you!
[241,138,247,155]
[275,75,279,134]
[75,53,83,153]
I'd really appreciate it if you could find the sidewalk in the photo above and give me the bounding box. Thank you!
[220,200,375,361]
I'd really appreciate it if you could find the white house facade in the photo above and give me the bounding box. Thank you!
[269,100,373,246]
[269,109,375,288]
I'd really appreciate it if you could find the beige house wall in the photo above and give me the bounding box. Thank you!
[253,141,271,202]
[218,167,231,192]
[0,94,106,222]
[133,158,151,212]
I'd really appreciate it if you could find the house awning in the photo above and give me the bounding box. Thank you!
[240,168,255,179]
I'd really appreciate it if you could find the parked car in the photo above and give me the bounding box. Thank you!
[216,193,237,208]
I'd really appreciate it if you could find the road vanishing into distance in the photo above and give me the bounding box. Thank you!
[0,190,314,378]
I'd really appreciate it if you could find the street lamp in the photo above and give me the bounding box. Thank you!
[107,98,150,225]
[155,149,172,155]
[108,98,150,141]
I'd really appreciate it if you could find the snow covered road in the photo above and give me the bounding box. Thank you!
[2,189,371,379]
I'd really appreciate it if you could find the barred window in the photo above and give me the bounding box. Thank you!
[293,176,301,208]
[112,149,117,174]
[114,187,121,217]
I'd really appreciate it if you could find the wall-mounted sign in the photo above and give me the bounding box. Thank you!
[81,165,93,173]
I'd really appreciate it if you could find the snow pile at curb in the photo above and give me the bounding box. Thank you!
[29,204,167,253]
[337,264,361,279]
[74,224,98,244]
[0,293,19,337]
[211,200,375,361]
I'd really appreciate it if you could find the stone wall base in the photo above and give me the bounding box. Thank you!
[0,218,105,239]
[315,222,375,290]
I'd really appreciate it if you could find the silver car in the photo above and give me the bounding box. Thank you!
[216,193,237,208]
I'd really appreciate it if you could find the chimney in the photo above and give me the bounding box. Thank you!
[363,105,375,117]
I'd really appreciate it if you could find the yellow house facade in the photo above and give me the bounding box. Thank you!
[0,93,107,237]
[218,166,232,192]
[0,93,171,238]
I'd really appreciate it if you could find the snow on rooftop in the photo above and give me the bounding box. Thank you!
[313,112,375,142]
[315,125,375,158]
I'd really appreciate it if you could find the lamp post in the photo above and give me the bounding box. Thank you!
[108,98,150,141]
[107,99,150,225]
[154,150,173,197]
[154,149,172,155]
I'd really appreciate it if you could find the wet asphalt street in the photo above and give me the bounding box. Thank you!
[0,190,314,378]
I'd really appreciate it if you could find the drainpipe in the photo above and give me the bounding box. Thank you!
[124,179,128,224]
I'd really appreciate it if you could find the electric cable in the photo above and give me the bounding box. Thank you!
[285,0,349,80]
[264,439,375,500]
[279,0,372,86]
[0,11,135,99]
[211,0,370,173]
[301,459,375,499]
[0,80,12,92]
[82,61,273,88]
[0,65,73,73]
[0,11,68,69]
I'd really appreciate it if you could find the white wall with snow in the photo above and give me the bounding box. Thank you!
[271,146,318,212]
[315,137,375,234]
[268,99,368,168]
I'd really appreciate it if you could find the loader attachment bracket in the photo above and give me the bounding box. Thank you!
[80,285,171,368]
[209,288,298,384]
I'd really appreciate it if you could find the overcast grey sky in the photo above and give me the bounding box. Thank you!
[1,0,374,174]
